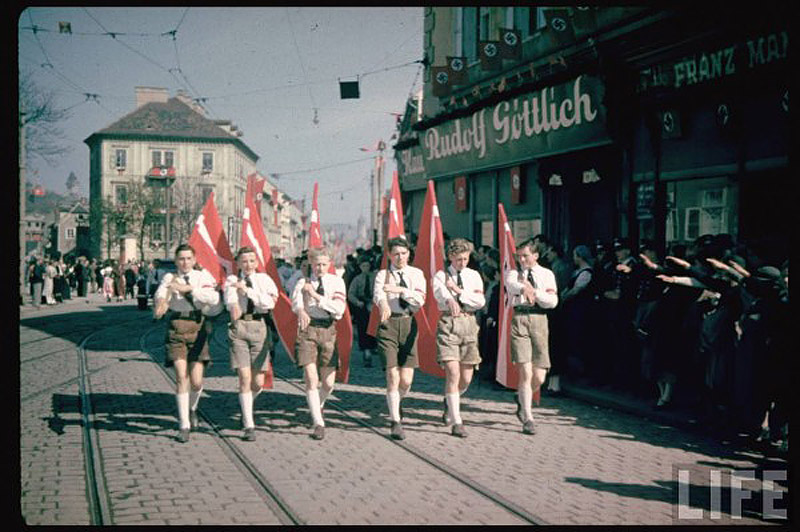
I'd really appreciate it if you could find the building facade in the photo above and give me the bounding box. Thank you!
[395,6,789,262]
[47,200,90,260]
[85,87,259,262]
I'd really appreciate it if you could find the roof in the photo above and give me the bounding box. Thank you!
[84,97,259,161]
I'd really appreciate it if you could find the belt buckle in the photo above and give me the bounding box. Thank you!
[242,314,253,321]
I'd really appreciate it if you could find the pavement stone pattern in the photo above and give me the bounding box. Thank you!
[18,301,788,525]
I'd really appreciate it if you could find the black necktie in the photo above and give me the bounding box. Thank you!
[456,271,463,289]
[316,278,325,296]
[245,276,254,314]
[397,271,409,309]
[184,275,194,305]
[527,269,537,289]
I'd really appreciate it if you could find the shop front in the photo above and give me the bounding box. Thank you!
[397,73,620,253]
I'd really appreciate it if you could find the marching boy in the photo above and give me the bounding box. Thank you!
[432,238,486,438]
[224,246,279,442]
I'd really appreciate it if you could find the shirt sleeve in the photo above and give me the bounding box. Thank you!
[562,270,592,300]
[432,270,454,306]
[459,269,486,310]
[224,275,240,309]
[317,275,347,320]
[291,278,306,314]
[402,268,426,310]
[504,269,524,296]
[372,269,388,307]
[191,270,221,307]
[535,268,559,309]
[154,273,174,302]
[249,274,278,310]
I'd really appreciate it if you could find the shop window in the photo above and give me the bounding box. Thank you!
[667,179,736,245]
[480,220,494,247]
[512,218,541,243]
[151,222,164,241]
[685,208,701,241]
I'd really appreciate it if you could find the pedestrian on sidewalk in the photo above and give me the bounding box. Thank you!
[224,246,279,442]
[43,259,57,305]
[433,238,486,438]
[290,246,347,441]
[347,253,377,367]
[101,262,114,302]
[29,257,44,308]
[154,243,223,443]
[373,237,427,440]
[503,238,559,435]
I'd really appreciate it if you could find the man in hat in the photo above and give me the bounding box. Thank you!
[154,244,224,443]
[347,253,377,367]
[373,237,427,440]
[504,238,559,435]
[224,246,279,442]
[291,246,347,440]
[433,238,486,438]
[604,237,639,390]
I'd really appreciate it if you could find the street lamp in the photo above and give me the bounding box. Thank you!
[146,166,176,259]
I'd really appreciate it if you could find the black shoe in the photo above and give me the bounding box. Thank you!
[442,397,449,425]
[522,420,536,435]
[390,421,405,440]
[311,425,325,440]
[515,396,524,423]
[243,427,255,442]
[451,423,467,438]
[177,429,190,443]
[189,410,200,430]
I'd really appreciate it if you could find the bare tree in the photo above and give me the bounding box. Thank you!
[66,171,79,195]
[100,195,129,261]
[170,177,205,245]
[19,71,72,167]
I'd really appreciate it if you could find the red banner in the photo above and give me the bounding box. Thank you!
[367,171,405,338]
[454,176,468,212]
[309,182,322,247]
[272,188,279,226]
[246,173,266,217]
[241,195,298,388]
[188,192,235,286]
[412,180,446,378]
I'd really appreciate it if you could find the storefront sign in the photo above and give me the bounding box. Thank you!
[421,75,608,179]
[638,29,788,93]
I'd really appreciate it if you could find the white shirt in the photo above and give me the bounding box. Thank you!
[504,263,559,309]
[373,264,426,313]
[291,272,347,320]
[433,265,486,312]
[155,268,223,316]
[224,271,279,315]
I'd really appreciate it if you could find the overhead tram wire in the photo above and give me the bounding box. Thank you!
[285,8,318,124]
[25,12,87,95]
[270,156,374,178]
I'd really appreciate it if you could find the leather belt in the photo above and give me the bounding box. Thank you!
[513,306,547,315]
[390,312,413,318]
[240,313,267,321]
[309,317,335,328]
[170,309,202,321]
[441,310,476,316]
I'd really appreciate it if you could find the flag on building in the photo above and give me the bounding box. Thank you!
[188,192,235,285]
[446,56,467,85]
[479,41,502,71]
[367,171,406,338]
[431,65,452,97]
[412,180,446,378]
[499,28,522,60]
[307,182,353,383]
[246,173,267,217]
[241,194,298,388]
[544,8,574,46]
[454,176,468,212]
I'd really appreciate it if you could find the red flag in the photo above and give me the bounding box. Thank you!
[309,182,322,247]
[412,180,446,378]
[367,172,406,337]
[246,173,267,217]
[188,192,235,286]
[272,188,279,226]
[307,183,353,383]
[241,195,297,388]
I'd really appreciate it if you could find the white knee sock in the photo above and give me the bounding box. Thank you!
[176,392,190,429]
[518,387,533,423]
[446,393,462,425]
[387,390,401,422]
[307,389,324,427]
[189,387,203,411]
[239,391,254,429]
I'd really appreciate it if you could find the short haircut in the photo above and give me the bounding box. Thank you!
[236,246,257,260]
[308,247,330,262]
[175,243,195,256]
[447,237,473,256]
[387,236,410,251]
[517,238,546,257]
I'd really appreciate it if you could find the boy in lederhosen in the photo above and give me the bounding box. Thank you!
[433,238,486,438]
[503,238,558,435]
[154,244,224,443]
[224,246,279,442]
[290,247,347,440]
[373,237,426,440]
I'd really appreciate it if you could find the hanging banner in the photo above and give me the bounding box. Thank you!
[510,166,524,204]
[454,176,468,212]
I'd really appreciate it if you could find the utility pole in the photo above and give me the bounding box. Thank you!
[374,140,386,245]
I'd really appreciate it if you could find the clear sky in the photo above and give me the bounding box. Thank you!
[18,6,424,225]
